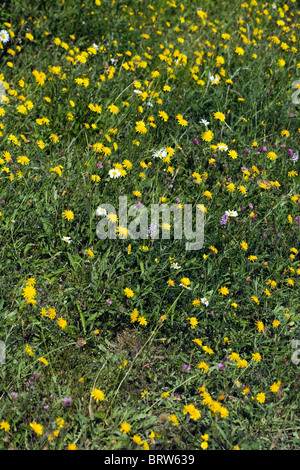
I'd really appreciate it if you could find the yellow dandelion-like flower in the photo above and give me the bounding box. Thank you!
[124,287,134,298]
[91,388,105,402]
[62,210,74,221]
[120,422,131,434]
[30,422,43,435]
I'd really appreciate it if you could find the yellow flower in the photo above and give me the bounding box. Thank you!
[214,111,225,121]
[57,318,67,329]
[48,308,57,319]
[228,149,238,159]
[237,359,248,368]
[22,284,36,301]
[91,388,105,402]
[176,114,188,126]
[240,241,248,251]
[124,287,134,298]
[168,415,179,426]
[25,344,34,356]
[107,213,118,223]
[133,435,143,445]
[226,182,235,192]
[68,443,78,450]
[270,381,281,393]
[108,104,119,114]
[201,130,214,142]
[91,174,100,182]
[138,316,147,326]
[123,160,132,170]
[255,320,264,332]
[238,185,247,195]
[135,121,147,134]
[0,421,10,432]
[120,422,131,434]
[62,210,74,221]
[235,46,245,55]
[229,353,240,362]
[38,357,49,365]
[219,286,229,295]
[17,156,30,165]
[197,361,209,372]
[203,190,212,199]
[267,151,277,160]
[158,110,169,121]
[30,422,43,435]
[183,404,201,420]
[252,353,261,362]
[256,392,265,404]
[86,249,94,259]
[189,317,198,329]
[180,277,190,288]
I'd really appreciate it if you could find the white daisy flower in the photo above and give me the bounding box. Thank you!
[153,147,167,159]
[225,210,238,217]
[108,168,121,178]
[218,143,228,152]
[209,75,220,85]
[92,43,99,50]
[199,119,210,127]
[0,30,10,44]
[62,236,72,243]
[171,263,181,269]
[96,206,107,216]
[201,297,209,307]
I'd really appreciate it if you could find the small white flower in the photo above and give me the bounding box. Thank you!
[96,206,107,216]
[108,168,121,178]
[62,236,72,243]
[134,89,142,94]
[209,75,220,85]
[0,30,10,44]
[180,283,191,290]
[92,43,99,50]
[171,263,181,269]
[147,102,154,107]
[225,210,238,217]
[201,297,209,306]
[218,143,228,152]
[153,147,167,159]
[199,119,210,127]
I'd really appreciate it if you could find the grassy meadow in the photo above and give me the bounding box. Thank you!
[0,0,299,450]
